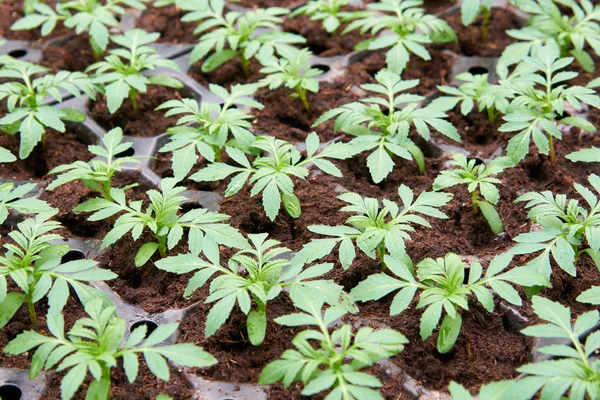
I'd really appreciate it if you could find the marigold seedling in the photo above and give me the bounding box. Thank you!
[0,59,96,159]
[497,42,600,164]
[433,154,513,234]
[11,0,150,58]
[512,173,600,278]
[47,127,140,201]
[0,212,116,328]
[156,83,263,180]
[313,69,460,183]
[183,0,305,75]
[343,0,456,73]
[351,253,547,353]
[258,47,322,113]
[510,296,600,399]
[290,0,353,34]
[4,299,217,400]
[505,0,600,72]
[156,233,344,346]
[260,287,407,399]
[292,185,452,270]
[190,132,355,221]
[87,29,184,114]
[74,178,248,266]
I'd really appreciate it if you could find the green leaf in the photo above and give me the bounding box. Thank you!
[0,292,25,328]
[247,309,267,346]
[134,242,159,267]
[477,200,504,234]
[201,49,237,73]
[437,313,462,354]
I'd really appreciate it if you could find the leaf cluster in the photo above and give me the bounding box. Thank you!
[4,299,217,400]
[183,0,305,73]
[47,127,140,201]
[259,288,407,399]
[351,252,546,353]
[0,59,96,158]
[191,132,355,221]
[74,178,248,266]
[290,0,353,33]
[156,233,344,346]
[88,29,183,113]
[156,83,263,180]
[0,181,53,224]
[314,69,460,183]
[292,185,452,269]
[512,173,600,277]
[343,0,456,73]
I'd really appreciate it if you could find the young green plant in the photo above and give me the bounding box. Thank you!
[190,132,355,221]
[343,0,456,73]
[0,212,116,328]
[292,185,452,270]
[87,29,183,113]
[313,69,460,183]
[156,83,263,180]
[74,178,248,266]
[0,59,96,159]
[497,42,600,164]
[290,0,352,34]
[461,0,493,40]
[4,299,217,400]
[351,252,547,353]
[504,0,600,72]
[47,127,140,201]
[184,0,305,75]
[156,233,345,346]
[260,287,407,399]
[511,173,600,278]
[258,47,322,113]
[0,181,54,224]
[433,154,513,234]
[11,0,150,58]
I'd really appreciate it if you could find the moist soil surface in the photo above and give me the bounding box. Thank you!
[135,5,199,44]
[2,2,600,399]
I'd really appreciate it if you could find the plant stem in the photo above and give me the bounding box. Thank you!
[547,132,556,164]
[239,54,250,77]
[481,7,490,41]
[102,181,113,202]
[26,294,36,324]
[297,87,311,114]
[129,89,139,112]
[213,145,222,162]
[377,246,386,271]
[472,191,480,215]
[158,235,166,258]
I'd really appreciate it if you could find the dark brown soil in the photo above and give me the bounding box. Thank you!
[188,57,264,89]
[135,5,199,44]
[0,128,94,180]
[0,0,70,42]
[88,85,184,137]
[41,34,98,72]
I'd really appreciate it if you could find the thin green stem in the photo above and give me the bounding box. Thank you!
[26,294,36,324]
[297,87,311,114]
[102,181,113,202]
[129,89,139,112]
[377,245,386,271]
[548,132,556,164]
[472,191,480,215]
[481,7,490,41]
[158,235,166,258]
[239,53,250,77]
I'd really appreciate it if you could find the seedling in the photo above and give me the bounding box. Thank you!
[0,59,96,159]
[343,0,456,73]
[191,132,355,221]
[432,71,510,122]
[88,29,183,114]
[314,69,460,183]
[512,173,600,278]
[351,253,547,353]
[0,181,54,224]
[290,0,352,34]
[258,47,322,113]
[260,288,407,399]
[0,212,116,328]
[461,0,493,40]
[74,178,248,266]
[156,233,345,346]
[4,299,217,400]
[292,185,452,270]
[510,296,600,399]
[498,42,600,164]
[433,154,513,234]
[11,0,150,59]
[156,83,263,180]
[505,0,600,72]
[47,127,140,201]
[184,0,305,75]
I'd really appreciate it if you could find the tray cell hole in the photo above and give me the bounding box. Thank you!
[180,201,202,214]
[130,320,158,338]
[8,49,27,59]
[0,384,22,400]
[468,66,488,75]
[61,249,86,263]
[115,147,135,158]
[312,64,331,74]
